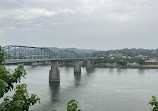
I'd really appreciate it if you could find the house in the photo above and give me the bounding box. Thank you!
[109,53,123,58]
[136,55,148,60]
[145,60,158,65]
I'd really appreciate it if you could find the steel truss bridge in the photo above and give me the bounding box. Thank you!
[2,45,83,64]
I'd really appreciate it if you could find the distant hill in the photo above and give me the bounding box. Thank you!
[89,48,158,58]
[46,47,97,57]
[46,47,158,59]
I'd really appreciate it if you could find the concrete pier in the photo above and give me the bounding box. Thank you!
[74,60,81,73]
[86,59,94,70]
[49,61,60,81]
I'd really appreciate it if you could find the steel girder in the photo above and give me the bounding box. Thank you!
[2,45,56,60]
[2,45,80,61]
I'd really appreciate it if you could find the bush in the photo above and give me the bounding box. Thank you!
[0,46,40,111]
[149,96,158,111]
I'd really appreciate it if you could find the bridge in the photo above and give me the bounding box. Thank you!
[2,45,96,82]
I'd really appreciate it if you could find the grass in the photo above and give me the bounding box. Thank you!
[136,65,158,67]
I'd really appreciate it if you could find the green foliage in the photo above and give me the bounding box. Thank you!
[0,84,40,111]
[0,65,26,98]
[0,46,40,111]
[52,99,82,111]
[116,60,127,66]
[136,58,145,65]
[149,96,158,111]
[67,99,82,111]
[59,60,75,66]
[97,57,128,66]
[90,48,158,58]
[0,46,5,65]
[95,56,146,66]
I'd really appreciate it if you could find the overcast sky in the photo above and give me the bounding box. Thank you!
[0,0,158,50]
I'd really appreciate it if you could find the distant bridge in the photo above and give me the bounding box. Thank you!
[2,45,96,82]
[2,45,84,64]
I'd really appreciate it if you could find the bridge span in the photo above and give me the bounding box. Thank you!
[2,45,97,81]
[4,58,85,65]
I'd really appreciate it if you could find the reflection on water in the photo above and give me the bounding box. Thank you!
[108,68,115,73]
[64,66,72,73]
[86,68,94,74]
[49,82,60,103]
[6,66,158,111]
[138,69,146,74]
[74,74,81,88]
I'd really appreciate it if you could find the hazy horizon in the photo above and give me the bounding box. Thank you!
[2,44,158,51]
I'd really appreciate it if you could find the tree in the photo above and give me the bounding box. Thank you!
[137,58,145,65]
[0,46,40,111]
[52,99,82,111]
[116,60,127,66]
[0,46,5,65]
[67,99,82,111]
[149,96,158,111]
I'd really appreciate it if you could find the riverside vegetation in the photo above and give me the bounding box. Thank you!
[0,46,157,111]
[0,45,40,110]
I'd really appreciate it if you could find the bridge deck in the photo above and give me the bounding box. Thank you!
[4,58,97,64]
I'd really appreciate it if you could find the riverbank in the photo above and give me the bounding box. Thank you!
[93,64,158,69]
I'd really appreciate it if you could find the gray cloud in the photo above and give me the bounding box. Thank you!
[0,0,158,50]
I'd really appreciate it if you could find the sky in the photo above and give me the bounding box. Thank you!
[0,0,158,50]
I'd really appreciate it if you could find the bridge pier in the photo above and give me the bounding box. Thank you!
[74,60,81,74]
[86,59,94,70]
[49,61,60,81]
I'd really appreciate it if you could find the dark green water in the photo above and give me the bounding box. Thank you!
[5,66,158,111]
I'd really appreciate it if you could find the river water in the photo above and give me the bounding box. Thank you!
[5,65,158,111]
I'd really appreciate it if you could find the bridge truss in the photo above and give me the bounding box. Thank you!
[2,45,80,62]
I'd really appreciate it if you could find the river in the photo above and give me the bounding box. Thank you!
[5,65,158,111]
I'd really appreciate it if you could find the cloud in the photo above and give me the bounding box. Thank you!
[76,0,158,22]
[0,0,158,49]
[1,0,157,22]
[0,30,4,35]
[0,27,16,36]
[4,27,15,30]
[0,8,74,21]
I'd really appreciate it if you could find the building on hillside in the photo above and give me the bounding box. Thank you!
[109,53,123,58]
[127,62,137,65]
[136,55,148,60]
[145,60,158,65]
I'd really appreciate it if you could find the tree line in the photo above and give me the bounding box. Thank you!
[89,48,158,58]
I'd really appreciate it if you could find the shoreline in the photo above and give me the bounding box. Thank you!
[93,64,158,69]
[5,63,158,69]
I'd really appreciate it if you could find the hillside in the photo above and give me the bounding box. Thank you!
[90,48,158,59]
[47,47,97,57]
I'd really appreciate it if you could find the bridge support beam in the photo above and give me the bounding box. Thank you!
[49,61,60,81]
[86,59,94,70]
[74,60,81,74]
